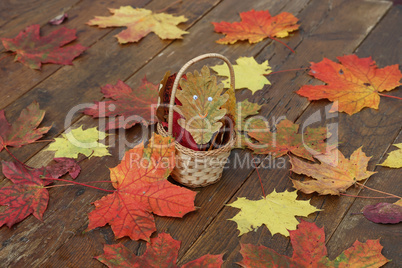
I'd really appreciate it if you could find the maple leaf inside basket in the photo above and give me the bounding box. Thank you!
[158,66,235,151]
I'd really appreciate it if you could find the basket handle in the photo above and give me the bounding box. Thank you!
[168,53,235,135]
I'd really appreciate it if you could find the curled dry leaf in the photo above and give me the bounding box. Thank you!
[362,202,402,224]
[49,13,68,25]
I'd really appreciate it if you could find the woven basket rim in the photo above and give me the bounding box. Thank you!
[157,123,236,158]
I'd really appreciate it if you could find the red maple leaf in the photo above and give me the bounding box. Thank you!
[86,134,197,241]
[0,102,51,152]
[297,55,402,115]
[96,232,223,268]
[238,220,389,267]
[0,161,52,228]
[84,78,159,130]
[1,24,87,70]
[45,157,81,179]
[212,9,299,44]
[0,159,81,228]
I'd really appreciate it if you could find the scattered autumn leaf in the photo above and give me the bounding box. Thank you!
[248,118,332,161]
[0,102,51,152]
[290,147,376,195]
[236,99,263,130]
[297,55,402,115]
[46,158,81,179]
[49,13,68,25]
[45,126,110,159]
[87,6,188,44]
[96,233,223,268]
[84,78,159,130]
[212,9,299,44]
[362,202,402,224]
[176,66,229,144]
[227,189,319,237]
[234,99,265,149]
[0,161,52,227]
[1,24,87,69]
[87,134,196,241]
[210,57,272,93]
[379,143,402,168]
[238,220,389,267]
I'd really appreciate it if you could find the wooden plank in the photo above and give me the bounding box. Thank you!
[177,0,393,266]
[0,0,79,32]
[321,5,402,265]
[0,0,220,166]
[26,0,312,267]
[0,0,150,111]
[0,0,229,266]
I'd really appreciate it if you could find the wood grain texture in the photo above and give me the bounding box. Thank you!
[0,0,400,267]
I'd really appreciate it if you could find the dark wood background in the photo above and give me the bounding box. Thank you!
[0,0,401,267]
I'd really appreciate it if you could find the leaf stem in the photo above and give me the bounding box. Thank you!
[378,93,402,100]
[44,181,113,189]
[32,139,55,143]
[43,177,114,192]
[269,37,295,53]
[356,182,401,199]
[252,155,266,197]
[3,146,33,169]
[340,193,397,199]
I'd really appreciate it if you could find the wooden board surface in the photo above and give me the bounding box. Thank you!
[0,0,401,267]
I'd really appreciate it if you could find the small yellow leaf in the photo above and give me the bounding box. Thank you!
[227,190,320,237]
[379,143,402,168]
[210,57,272,94]
[46,126,110,159]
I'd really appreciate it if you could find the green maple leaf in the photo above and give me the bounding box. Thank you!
[45,126,110,159]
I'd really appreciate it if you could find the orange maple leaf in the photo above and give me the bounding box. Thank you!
[86,134,197,241]
[290,147,376,195]
[297,55,402,115]
[212,9,299,44]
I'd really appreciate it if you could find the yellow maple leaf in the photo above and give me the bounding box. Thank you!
[87,6,188,44]
[45,126,110,159]
[290,148,376,195]
[379,143,402,168]
[227,190,320,237]
[210,57,272,94]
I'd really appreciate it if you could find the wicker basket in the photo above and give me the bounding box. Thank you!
[157,53,236,188]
